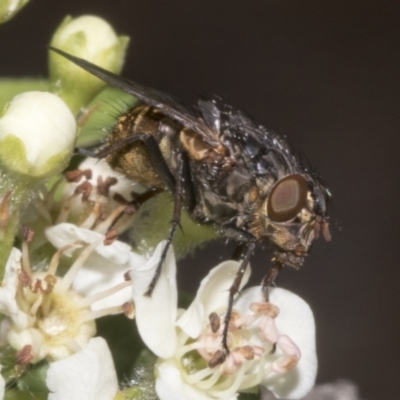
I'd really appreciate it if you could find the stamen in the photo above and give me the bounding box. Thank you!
[97,176,118,197]
[78,305,125,323]
[237,358,267,390]
[122,302,135,319]
[190,368,222,390]
[67,339,82,353]
[55,193,80,224]
[79,201,101,229]
[175,341,207,361]
[59,240,101,292]
[65,169,92,183]
[78,280,131,307]
[94,204,127,234]
[75,180,92,202]
[18,270,31,287]
[16,345,33,365]
[16,285,30,313]
[271,334,301,374]
[47,244,79,276]
[250,302,279,318]
[209,365,246,398]
[104,228,118,245]
[29,293,43,316]
[21,226,34,276]
[258,315,279,343]
[183,367,215,385]
[208,350,227,368]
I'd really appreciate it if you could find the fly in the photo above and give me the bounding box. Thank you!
[50,47,331,363]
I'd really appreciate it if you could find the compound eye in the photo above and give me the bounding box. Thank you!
[267,174,308,222]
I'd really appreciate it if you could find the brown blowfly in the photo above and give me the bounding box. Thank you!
[50,47,331,362]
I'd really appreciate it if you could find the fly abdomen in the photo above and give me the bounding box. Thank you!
[106,105,181,188]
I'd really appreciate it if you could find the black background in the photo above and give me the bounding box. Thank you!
[1,1,399,399]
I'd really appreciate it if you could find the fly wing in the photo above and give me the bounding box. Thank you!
[50,47,210,137]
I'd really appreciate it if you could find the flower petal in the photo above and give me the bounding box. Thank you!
[258,287,317,399]
[130,241,177,359]
[46,337,118,400]
[0,248,29,329]
[176,260,251,338]
[46,223,146,310]
[156,360,237,400]
[46,223,133,263]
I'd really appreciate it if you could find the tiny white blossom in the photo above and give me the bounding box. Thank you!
[46,222,146,310]
[2,224,139,365]
[0,91,76,181]
[46,337,118,400]
[24,157,143,251]
[59,157,146,228]
[49,15,129,114]
[135,258,317,400]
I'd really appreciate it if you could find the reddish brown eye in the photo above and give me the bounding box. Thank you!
[267,174,308,222]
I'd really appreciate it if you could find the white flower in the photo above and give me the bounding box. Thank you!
[0,0,30,24]
[49,15,129,114]
[58,157,146,228]
[2,222,141,365]
[136,256,317,400]
[46,222,146,311]
[46,337,119,400]
[0,91,76,181]
[23,156,146,252]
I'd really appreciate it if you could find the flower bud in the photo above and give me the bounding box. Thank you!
[0,91,76,182]
[49,15,129,114]
[0,0,29,24]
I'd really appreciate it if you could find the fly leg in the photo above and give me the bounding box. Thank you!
[208,241,256,367]
[261,262,283,302]
[144,153,185,296]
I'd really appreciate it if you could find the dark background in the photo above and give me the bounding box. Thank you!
[1,1,399,399]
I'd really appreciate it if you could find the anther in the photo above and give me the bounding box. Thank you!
[16,345,34,365]
[122,302,135,319]
[209,312,220,333]
[65,169,86,183]
[75,181,92,201]
[97,176,118,197]
[250,302,280,318]
[21,225,34,243]
[104,228,118,245]
[208,350,227,368]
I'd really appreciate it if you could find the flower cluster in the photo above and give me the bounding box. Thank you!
[0,11,318,400]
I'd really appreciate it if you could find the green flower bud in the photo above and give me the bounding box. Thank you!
[0,91,76,182]
[0,0,30,24]
[49,15,129,114]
